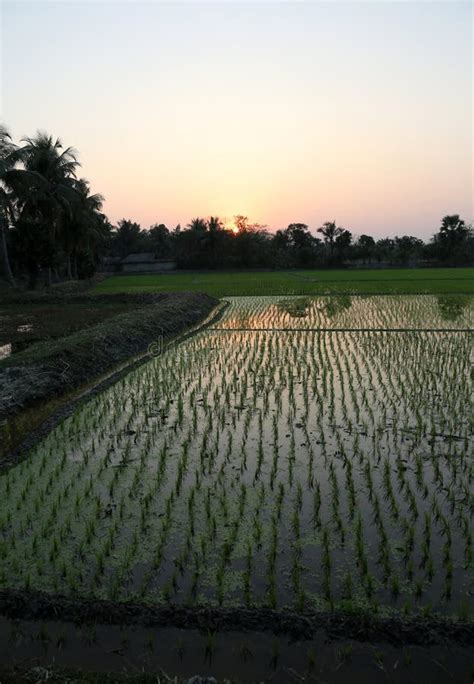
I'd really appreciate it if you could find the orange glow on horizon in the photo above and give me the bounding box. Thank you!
[221,217,240,234]
[3,2,471,240]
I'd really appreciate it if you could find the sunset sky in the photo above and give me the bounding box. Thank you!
[1,1,472,239]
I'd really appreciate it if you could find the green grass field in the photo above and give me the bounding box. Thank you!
[95,267,474,297]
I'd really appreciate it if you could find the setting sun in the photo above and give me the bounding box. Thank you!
[223,218,239,234]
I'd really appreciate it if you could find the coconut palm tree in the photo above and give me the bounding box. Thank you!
[317,220,351,265]
[12,132,80,286]
[0,125,19,285]
[439,215,468,245]
[206,216,225,267]
[187,217,207,232]
[317,221,343,245]
[62,178,105,278]
[20,132,78,185]
[0,127,55,286]
[207,216,223,233]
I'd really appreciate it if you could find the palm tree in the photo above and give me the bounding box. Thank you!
[62,177,105,279]
[207,216,223,233]
[13,132,80,286]
[0,125,19,285]
[20,132,78,184]
[317,220,343,245]
[439,215,468,245]
[206,216,224,267]
[187,217,207,232]
[0,128,51,286]
[317,220,351,266]
[72,178,106,277]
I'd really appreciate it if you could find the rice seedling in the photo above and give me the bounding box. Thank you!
[204,630,216,663]
[336,643,353,666]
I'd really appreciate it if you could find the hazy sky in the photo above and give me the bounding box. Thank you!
[1,1,472,238]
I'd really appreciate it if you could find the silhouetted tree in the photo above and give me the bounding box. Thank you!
[431,214,473,264]
[317,221,344,246]
[355,235,376,264]
[205,216,226,268]
[59,178,105,280]
[317,221,351,265]
[278,223,319,267]
[11,132,80,287]
[111,219,143,258]
[0,125,18,285]
[148,223,173,258]
[334,229,352,262]
[393,235,424,265]
[187,217,207,233]
[374,238,395,264]
[439,215,468,245]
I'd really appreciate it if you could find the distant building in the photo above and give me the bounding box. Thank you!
[102,256,122,273]
[102,253,177,274]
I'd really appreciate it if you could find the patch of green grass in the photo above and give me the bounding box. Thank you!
[95,268,474,297]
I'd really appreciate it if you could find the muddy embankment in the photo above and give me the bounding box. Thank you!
[0,589,473,647]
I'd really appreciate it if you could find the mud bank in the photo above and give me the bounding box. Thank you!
[0,590,472,647]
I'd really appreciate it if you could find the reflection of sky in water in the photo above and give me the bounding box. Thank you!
[0,344,12,360]
[216,295,474,330]
[436,296,472,322]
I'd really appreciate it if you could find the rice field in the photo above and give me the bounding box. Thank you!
[0,295,473,619]
[95,267,474,297]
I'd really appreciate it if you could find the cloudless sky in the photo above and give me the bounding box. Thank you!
[1,0,472,238]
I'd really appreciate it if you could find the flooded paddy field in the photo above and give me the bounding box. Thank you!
[0,296,472,630]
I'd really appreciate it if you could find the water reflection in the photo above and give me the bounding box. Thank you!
[318,295,352,319]
[17,324,33,333]
[436,295,472,322]
[216,295,473,330]
[276,296,353,321]
[276,297,314,318]
[0,344,12,360]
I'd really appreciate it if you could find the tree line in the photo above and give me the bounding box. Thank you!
[1,126,472,288]
[110,214,473,270]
